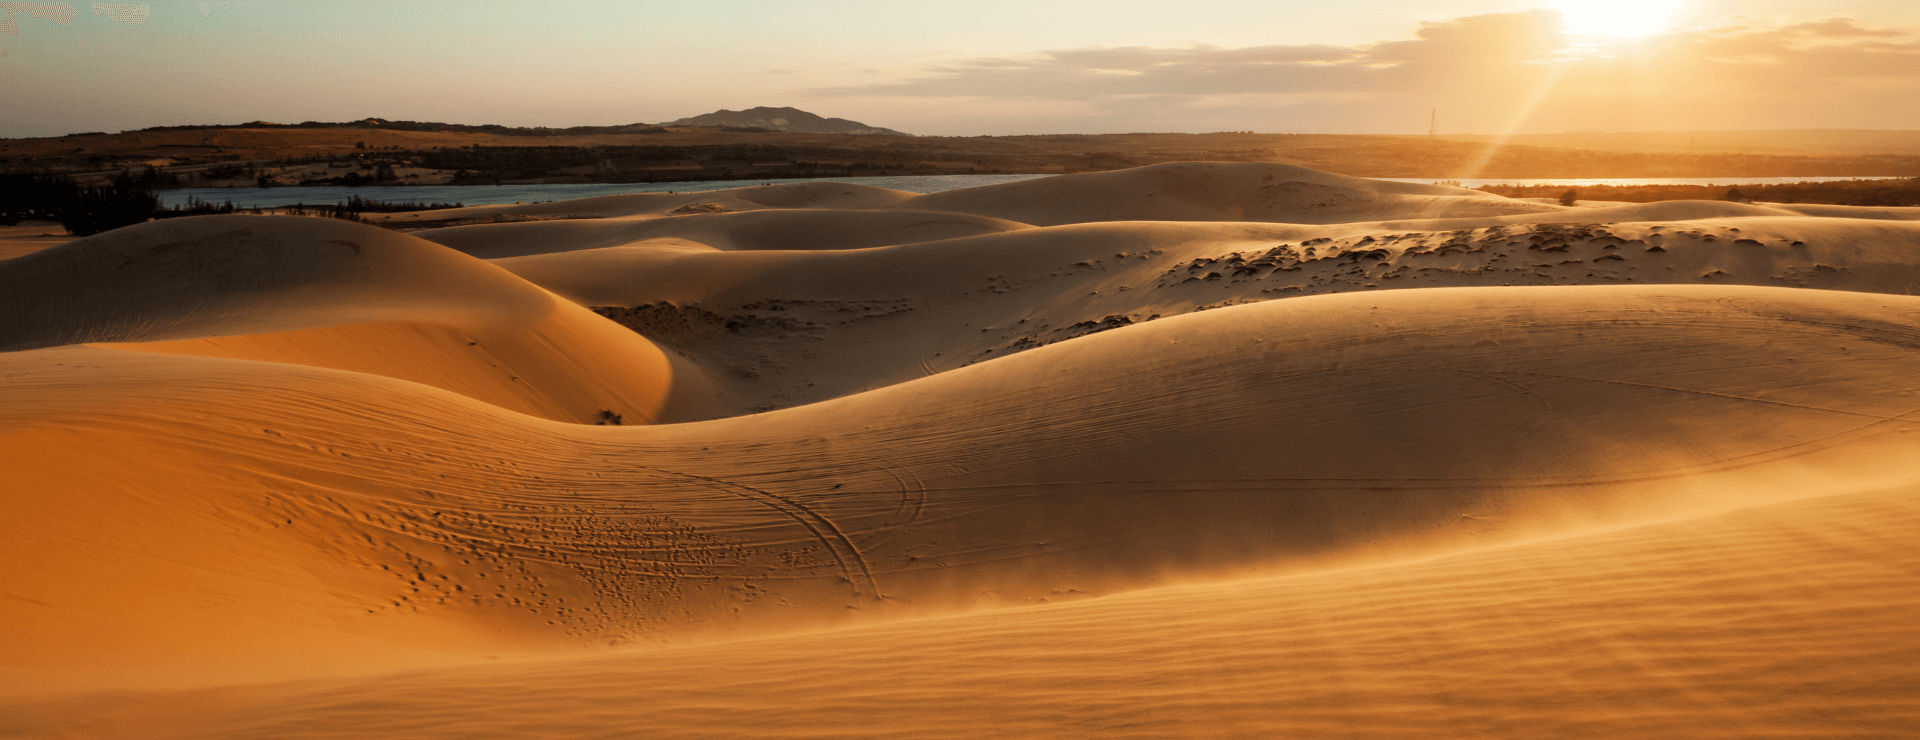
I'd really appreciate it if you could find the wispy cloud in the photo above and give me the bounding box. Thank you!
[2,2,150,34]
[1,2,78,36]
[812,11,1920,134]
[91,3,148,27]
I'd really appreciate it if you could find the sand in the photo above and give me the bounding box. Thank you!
[5,162,1920,738]
[0,221,75,261]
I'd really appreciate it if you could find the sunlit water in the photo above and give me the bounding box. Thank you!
[158,174,1902,209]
[1381,177,1903,188]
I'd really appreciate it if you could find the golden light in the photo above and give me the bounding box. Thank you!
[1553,0,1686,38]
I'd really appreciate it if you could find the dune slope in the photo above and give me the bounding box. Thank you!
[9,474,1917,739]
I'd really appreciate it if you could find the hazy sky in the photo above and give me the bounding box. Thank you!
[1,0,1916,138]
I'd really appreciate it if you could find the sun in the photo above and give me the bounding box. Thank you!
[1553,0,1686,38]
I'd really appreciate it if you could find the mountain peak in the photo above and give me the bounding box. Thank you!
[664,107,910,136]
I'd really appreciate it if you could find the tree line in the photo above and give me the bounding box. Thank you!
[1479,178,1920,207]
[1,169,463,235]
[0,169,163,236]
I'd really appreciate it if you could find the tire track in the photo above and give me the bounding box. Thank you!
[1503,369,1901,420]
[632,464,882,600]
[873,463,928,530]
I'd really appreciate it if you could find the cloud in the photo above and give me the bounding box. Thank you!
[815,11,1569,101]
[1776,18,1906,38]
[812,11,1920,134]
[91,3,146,26]
[192,1,241,19]
[1,2,150,34]
[1,2,77,36]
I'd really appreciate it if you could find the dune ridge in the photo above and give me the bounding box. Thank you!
[5,162,1920,737]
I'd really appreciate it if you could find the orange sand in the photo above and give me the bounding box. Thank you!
[4,163,1919,738]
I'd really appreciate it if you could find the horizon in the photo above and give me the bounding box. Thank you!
[23,109,1920,140]
[2,0,1917,139]
[33,112,1920,141]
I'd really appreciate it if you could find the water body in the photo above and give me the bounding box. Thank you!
[158,173,1902,209]
[1380,177,1902,188]
[157,174,1054,209]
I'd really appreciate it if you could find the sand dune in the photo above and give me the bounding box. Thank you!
[5,162,1920,737]
[0,216,713,423]
[8,284,1919,691]
[479,212,1920,416]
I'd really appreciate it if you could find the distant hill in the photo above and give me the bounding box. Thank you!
[128,118,669,138]
[663,107,909,136]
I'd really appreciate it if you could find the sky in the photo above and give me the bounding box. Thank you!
[1,0,1916,138]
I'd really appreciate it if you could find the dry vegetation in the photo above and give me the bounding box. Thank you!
[1481,178,1920,207]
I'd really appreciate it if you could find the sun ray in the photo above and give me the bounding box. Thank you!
[1454,61,1573,181]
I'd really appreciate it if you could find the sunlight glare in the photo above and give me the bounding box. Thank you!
[1553,0,1686,38]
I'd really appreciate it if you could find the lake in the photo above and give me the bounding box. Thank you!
[158,174,1903,209]
[157,174,1054,209]
[1379,177,1903,188]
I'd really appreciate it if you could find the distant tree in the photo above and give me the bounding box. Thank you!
[58,171,158,236]
[153,195,238,219]
[135,165,181,190]
[1558,189,1579,206]
[1473,178,1919,207]
[355,141,367,150]
[2,172,76,225]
